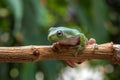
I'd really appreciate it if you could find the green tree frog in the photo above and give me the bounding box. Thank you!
[48,26,96,67]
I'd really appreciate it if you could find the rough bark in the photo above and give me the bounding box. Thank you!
[0,42,120,64]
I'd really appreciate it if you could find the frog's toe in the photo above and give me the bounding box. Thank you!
[77,60,85,64]
[91,44,98,49]
[65,60,75,68]
[52,42,61,51]
[87,38,96,45]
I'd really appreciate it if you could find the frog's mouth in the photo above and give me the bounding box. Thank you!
[48,36,58,42]
[58,35,80,46]
[49,39,57,42]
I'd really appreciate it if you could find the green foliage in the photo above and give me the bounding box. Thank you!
[0,0,119,80]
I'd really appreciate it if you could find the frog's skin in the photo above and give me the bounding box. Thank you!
[48,27,88,49]
[48,26,96,67]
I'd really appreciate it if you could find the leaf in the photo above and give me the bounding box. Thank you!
[91,0,109,43]
[5,0,23,37]
[20,63,36,80]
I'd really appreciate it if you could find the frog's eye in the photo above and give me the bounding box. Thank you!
[57,30,63,37]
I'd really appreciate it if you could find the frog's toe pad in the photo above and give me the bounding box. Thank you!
[87,38,96,45]
[92,44,98,49]
[65,60,75,68]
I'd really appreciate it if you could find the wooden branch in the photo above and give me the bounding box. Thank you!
[0,42,120,64]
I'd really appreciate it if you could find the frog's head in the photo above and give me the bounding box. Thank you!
[48,27,67,42]
[48,27,80,42]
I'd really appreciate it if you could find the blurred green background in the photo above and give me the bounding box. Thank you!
[0,0,120,80]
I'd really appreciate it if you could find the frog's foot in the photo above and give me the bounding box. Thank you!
[70,45,84,57]
[77,60,85,64]
[65,60,85,67]
[88,38,98,50]
[87,38,96,45]
[92,43,98,49]
[52,42,61,52]
[73,45,84,57]
[65,60,75,68]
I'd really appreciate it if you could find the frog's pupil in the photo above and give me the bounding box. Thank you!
[57,30,63,37]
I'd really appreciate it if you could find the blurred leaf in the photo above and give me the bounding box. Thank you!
[0,63,9,80]
[91,0,109,43]
[21,1,61,80]
[21,63,36,80]
[76,4,92,31]
[39,61,61,80]
[30,0,50,27]
[5,0,23,37]
[22,0,42,45]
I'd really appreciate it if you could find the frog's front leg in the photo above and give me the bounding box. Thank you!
[74,38,97,65]
[52,42,61,52]
[73,38,97,56]
[73,45,84,57]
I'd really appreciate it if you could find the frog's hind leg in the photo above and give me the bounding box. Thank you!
[65,60,75,68]
[65,59,85,67]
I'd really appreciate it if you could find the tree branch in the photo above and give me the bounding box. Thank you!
[0,42,120,64]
